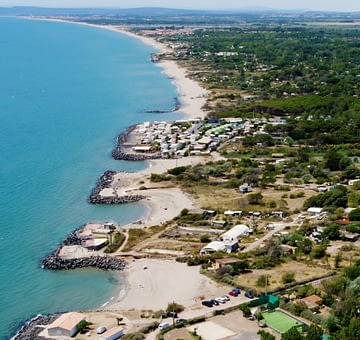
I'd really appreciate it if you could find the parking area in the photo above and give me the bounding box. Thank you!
[187,321,236,340]
[164,309,276,340]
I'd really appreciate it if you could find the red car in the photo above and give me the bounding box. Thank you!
[229,291,238,297]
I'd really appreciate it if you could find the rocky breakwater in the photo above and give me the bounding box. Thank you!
[42,227,126,271]
[111,125,161,161]
[11,314,59,340]
[42,254,125,271]
[89,170,145,204]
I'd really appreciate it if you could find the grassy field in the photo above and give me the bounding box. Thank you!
[262,310,304,334]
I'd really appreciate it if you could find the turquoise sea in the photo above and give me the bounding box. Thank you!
[0,18,182,339]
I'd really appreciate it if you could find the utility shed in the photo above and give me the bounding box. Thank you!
[220,224,250,242]
[307,207,323,216]
[99,326,124,340]
[48,312,85,337]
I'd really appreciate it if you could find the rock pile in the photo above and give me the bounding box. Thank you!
[88,170,146,204]
[42,255,125,271]
[11,314,59,340]
[111,125,162,161]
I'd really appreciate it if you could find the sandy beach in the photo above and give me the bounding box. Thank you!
[109,155,212,228]
[108,258,224,311]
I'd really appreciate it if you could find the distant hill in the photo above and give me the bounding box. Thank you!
[0,6,358,22]
[0,7,209,17]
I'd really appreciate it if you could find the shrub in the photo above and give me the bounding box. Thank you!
[200,234,211,243]
[122,333,145,340]
[168,166,187,176]
[239,303,252,317]
[256,275,269,287]
[349,208,360,221]
[187,315,206,325]
[258,330,275,340]
[138,321,159,334]
[282,272,296,284]
[105,232,125,253]
[166,302,184,314]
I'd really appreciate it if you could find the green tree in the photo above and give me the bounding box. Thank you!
[258,330,276,340]
[281,326,304,340]
[76,320,90,334]
[322,224,341,241]
[325,151,343,171]
[336,317,360,339]
[349,208,360,221]
[166,302,184,314]
[304,324,323,340]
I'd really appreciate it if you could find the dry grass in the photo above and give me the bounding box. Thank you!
[235,261,332,293]
[123,225,167,251]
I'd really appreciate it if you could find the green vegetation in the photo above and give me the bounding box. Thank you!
[104,232,125,253]
[76,320,92,334]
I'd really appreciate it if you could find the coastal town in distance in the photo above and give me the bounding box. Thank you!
[5,4,360,340]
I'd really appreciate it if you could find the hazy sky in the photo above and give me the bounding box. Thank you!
[1,0,359,12]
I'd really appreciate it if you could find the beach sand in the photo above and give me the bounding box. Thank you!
[108,258,224,311]
[111,155,211,228]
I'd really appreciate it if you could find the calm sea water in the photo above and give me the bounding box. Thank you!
[0,18,181,339]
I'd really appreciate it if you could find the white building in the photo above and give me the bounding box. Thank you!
[48,312,85,337]
[200,241,226,255]
[99,327,124,340]
[224,210,242,217]
[220,224,250,242]
[349,179,360,186]
[307,207,323,216]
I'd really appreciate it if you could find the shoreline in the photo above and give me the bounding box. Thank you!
[19,16,208,121]
[9,16,216,338]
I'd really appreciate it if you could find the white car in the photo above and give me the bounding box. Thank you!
[96,326,107,334]
[220,295,230,301]
[215,297,227,303]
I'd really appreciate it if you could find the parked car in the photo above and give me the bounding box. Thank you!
[96,326,107,334]
[245,291,254,299]
[202,300,213,307]
[167,311,178,318]
[229,291,238,297]
[175,318,187,325]
[220,295,230,301]
[210,299,219,305]
[232,288,241,295]
[159,322,170,331]
[215,297,227,304]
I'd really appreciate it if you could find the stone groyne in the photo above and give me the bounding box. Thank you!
[42,254,126,271]
[145,97,181,113]
[88,170,146,204]
[11,314,59,340]
[41,226,126,271]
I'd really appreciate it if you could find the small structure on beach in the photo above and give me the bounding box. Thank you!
[99,326,125,340]
[47,312,85,337]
